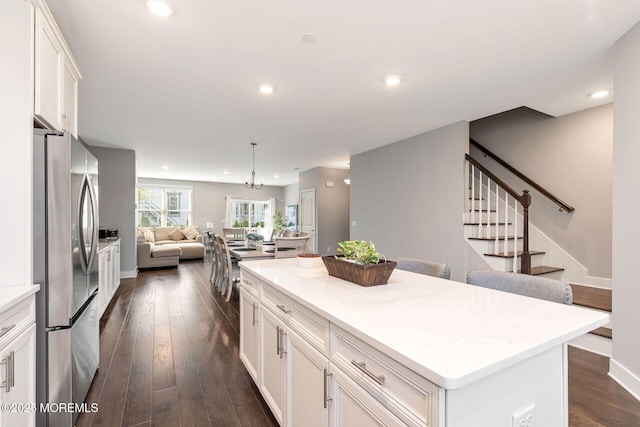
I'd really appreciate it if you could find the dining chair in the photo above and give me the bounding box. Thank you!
[269,228,283,241]
[282,229,297,237]
[396,257,450,280]
[211,235,224,291]
[218,235,240,301]
[466,269,573,304]
[223,227,246,241]
[274,235,311,259]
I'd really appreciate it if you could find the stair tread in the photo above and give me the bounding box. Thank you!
[529,266,564,275]
[469,209,497,212]
[468,236,523,241]
[571,284,612,312]
[484,250,545,258]
[590,327,612,339]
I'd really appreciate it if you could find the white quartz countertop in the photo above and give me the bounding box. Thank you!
[240,259,609,389]
[98,239,120,253]
[0,284,40,314]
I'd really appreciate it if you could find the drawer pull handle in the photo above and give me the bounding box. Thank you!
[276,304,291,315]
[351,360,385,386]
[278,327,287,359]
[0,324,16,338]
[252,303,258,326]
[1,350,15,392]
[323,368,332,409]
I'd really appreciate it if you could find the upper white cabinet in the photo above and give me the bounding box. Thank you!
[62,56,78,136]
[34,1,81,136]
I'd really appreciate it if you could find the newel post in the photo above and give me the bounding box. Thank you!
[521,190,532,275]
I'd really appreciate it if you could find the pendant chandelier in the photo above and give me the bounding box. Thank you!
[245,142,264,190]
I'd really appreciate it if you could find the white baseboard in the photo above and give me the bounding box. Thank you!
[569,334,611,357]
[121,269,137,279]
[609,358,640,402]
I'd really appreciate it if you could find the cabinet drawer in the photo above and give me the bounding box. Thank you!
[240,270,261,296]
[0,296,35,346]
[331,326,440,427]
[261,284,330,357]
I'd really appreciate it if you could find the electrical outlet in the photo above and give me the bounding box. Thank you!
[512,403,535,427]
[327,247,331,253]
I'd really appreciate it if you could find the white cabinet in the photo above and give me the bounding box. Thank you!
[329,367,403,427]
[260,307,287,425]
[0,291,37,427]
[239,287,260,383]
[34,8,63,131]
[33,2,81,135]
[61,56,79,136]
[98,240,121,318]
[240,268,439,427]
[287,328,329,427]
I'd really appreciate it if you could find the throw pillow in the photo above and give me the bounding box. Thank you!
[182,226,199,240]
[168,227,185,241]
[143,228,155,243]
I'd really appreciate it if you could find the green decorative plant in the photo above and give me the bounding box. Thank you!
[246,233,264,241]
[336,240,381,265]
[242,219,250,227]
[273,210,286,231]
[233,219,240,227]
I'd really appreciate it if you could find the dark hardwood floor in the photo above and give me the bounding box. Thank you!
[78,258,640,426]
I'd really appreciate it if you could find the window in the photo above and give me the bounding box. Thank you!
[225,197,275,239]
[137,185,192,227]
[230,200,269,228]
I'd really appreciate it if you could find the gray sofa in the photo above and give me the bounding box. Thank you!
[137,226,206,269]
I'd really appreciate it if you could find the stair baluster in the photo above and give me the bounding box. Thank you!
[495,181,499,251]
[513,198,518,273]
[479,171,484,238]
[504,193,509,256]
[471,164,476,225]
[486,176,491,239]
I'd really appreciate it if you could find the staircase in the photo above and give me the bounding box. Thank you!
[465,139,612,356]
[464,153,565,277]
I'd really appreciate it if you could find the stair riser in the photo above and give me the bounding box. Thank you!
[464,212,507,223]
[464,224,516,239]
[491,256,546,272]
[467,238,521,258]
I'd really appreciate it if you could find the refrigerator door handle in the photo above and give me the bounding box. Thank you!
[85,174,99,272]
[76,173,89,275]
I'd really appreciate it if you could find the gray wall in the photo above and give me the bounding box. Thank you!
[284,183,299,207]
[350,121,469,282]
[91,147,137,277]
[298,168,350,255]
[612,20,640,398]
[138,178,285,235]
[470,105,613,278]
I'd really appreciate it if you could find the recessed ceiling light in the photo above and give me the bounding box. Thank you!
[273,174,280,179]
[300,33,317,44]
[147,0,174,17]
[259,83,274,94]
[590,90,609,99]
[223,170,229,175]
[385,74,402,86]
[161,165,169,170]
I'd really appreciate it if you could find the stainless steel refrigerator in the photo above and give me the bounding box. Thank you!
[33,129,100,427]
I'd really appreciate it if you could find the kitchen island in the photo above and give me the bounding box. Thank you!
[238,258,608,426]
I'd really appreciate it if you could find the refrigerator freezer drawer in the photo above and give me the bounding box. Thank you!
[71,295,99,423]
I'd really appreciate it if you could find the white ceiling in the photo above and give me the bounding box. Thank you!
[47,0,640,186]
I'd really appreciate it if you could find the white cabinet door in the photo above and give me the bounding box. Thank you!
[34,9,63,130]
[329,367,404,427]
[112,241,120,293]
[61,56,78,136]
[288,328,329,427]
[98,248,111,317]
[239,288,260,383]
[0,323,36,427]
[260,308,287,425]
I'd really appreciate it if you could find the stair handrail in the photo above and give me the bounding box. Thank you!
[466,154,532,274]
[470,138,574,212]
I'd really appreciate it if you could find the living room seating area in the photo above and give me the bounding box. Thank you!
[137,226,205,269]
